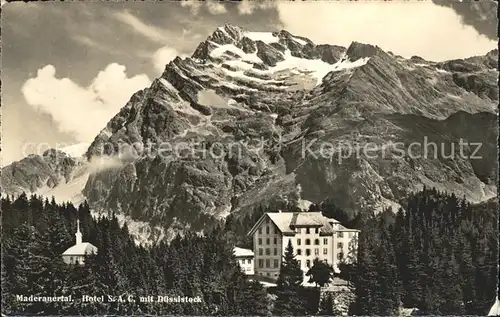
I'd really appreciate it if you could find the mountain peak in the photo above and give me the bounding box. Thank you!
[207,24,246,45]
[191,24,346,67]
[345,41,385,62]
[3,24,497,243]
[221,23,245,34]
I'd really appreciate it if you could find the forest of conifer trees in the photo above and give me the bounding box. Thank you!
[343,188,498,316]
[1,194,269,315]
[1,187,498,316]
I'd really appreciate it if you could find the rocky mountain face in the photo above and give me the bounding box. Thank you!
[2,24,498,240]
[1,149,84,196]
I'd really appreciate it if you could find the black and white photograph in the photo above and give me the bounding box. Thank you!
[1,0,499,315]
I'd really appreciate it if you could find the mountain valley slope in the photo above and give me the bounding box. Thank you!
[2,24,498,242]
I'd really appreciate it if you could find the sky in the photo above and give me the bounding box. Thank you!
[1,0,497,166]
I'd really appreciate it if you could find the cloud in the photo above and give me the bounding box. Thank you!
[432,0,498,40]
[277,1,496,61]
[88,156,124,174]
[206,1,227,15]
[72,35,128,57]
[181,0,227,15]
[73,35,102,49]
[113,11,167,43]
[152,46,180,72]
[180,1,203,14]
[238,1,276,15]
[22,64,151,142]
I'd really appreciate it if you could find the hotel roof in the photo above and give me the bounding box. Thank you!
[248,211,359,236]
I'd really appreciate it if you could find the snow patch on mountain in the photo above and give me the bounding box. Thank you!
[244,31,280,44]
[3,25,497,245]
[217,80,259,92]
[224,59,255,71]
[158,78,182,96]
[226,98,252,111]
[211,43,262,64]
[436,68,451,74]
[219,67,285,89]
[291,36,307,46]
[197,89,252,113]
[197,89,228,107]
[332,55,370,71]
[272,51,369,85]
[207,36,369,87]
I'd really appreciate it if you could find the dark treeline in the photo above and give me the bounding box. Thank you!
[1,187,498,316]
[342,187,498,316]
[1,193,269,315]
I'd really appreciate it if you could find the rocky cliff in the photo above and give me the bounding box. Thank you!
[2,24,498,238]
[1,149,84,197]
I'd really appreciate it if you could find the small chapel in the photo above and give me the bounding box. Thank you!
[62,219,97,265]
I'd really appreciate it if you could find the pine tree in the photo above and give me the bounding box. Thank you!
[306,258,334,288]
[13,224,54,314]
[274,240,306,316]
[350,218,379,315]
[10,190,497,316]
[63,254,105,315]
[440,252,464,314]
[46,205,73,256]
[240,280,269,316]
[460,236,476,314]
[373,221,401,316]
[97,224,127,314]
[5,224,35,314]
[1,242,15,315]
[276,240,303,289]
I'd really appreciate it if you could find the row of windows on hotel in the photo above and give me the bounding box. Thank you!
[259,226,350,236]
[259,226,322,235]
[258,236,347,247]
[257,245,345,257]
[257,254,343,269]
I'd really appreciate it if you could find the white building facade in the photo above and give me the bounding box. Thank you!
[62,219,97,265]
[233,247,254,275]
[248,211,359,280]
